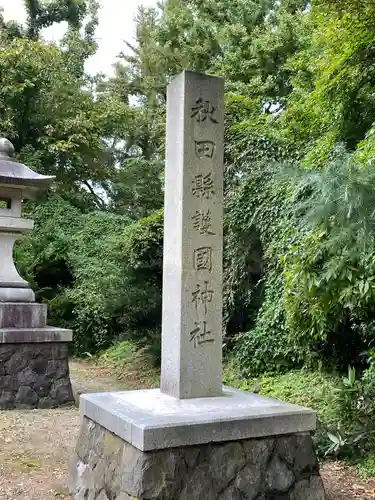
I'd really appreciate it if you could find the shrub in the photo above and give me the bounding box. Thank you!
[68,209,163,355]
[15,195,81,296]
[321,360,375,459]
[357,455,375,479]
[282,156,375,370]
[235,273,306,376]
[232,153,375,374]
[16,197,164,357]
[115,209,163,361]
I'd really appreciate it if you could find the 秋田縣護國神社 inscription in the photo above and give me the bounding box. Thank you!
[161,71,224,399]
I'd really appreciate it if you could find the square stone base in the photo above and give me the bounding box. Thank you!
[0,302,47,328]
[79,388,316,451]
[70,416,326,499]
[0,327,74,409]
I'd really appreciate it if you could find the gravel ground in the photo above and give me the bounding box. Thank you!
[0,360,374,499]
[0,408,77,500]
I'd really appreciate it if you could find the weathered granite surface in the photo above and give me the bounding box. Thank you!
[0,342,74,409]
[70,416,326,500]
[161,70,225,399]
[79,388,315,451]
[0,302,47,328]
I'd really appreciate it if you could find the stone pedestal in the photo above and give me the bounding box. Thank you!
[71,419,324,500]
[0,302,74,410]
[69,389,326,499]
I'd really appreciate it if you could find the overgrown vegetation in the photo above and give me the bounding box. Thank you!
[224,360,375,460]
[2,0,375,465]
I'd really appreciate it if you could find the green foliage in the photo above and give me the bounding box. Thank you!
[280,1,375,160]
[225,360,375,460]
[99,340,137,365]
[65,209,163,354]
[235,274,307,375]
[65,211,132,352]
[260,371,341,426]
[117,210,164,356]
[357,455,375,479]
[7,0,375,388]
[282,156,375,369]
[15,196,80,294]
[231,152,375,374]
[225,158,307,374]
[109,158,164,219]
[16,197,163,355]
[0,35,112,209]
[97,340,160,388]
[320,361,375,459]
[224,363,343,455]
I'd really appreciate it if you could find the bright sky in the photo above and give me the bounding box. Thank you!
[1,0,158,75]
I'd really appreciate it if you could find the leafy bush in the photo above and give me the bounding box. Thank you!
[357,455,375,479]
[320,359,375,459]
[66,209,163,355]
[16,198,164,357]
[224,160,300,370]
[231,152,375,375]
[115,209,164,363]
[235,273,306,376]
[282,156,375,370]
[15,195,81,297]
[66,211,132,353]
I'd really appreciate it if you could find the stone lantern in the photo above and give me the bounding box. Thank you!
[0,138,54,303]
[0,138,74,410]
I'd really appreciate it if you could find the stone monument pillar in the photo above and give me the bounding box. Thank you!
[69,72,326,499]
[0,138,74,410]
[161,72,224,399]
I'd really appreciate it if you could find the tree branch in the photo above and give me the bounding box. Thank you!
[83,180,107,209]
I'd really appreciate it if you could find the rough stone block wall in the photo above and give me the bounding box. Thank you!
[0,342,74,409]
[70,416,326,500]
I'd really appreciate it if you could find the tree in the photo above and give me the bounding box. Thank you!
[279,0,375,163]
[0,1,131,210]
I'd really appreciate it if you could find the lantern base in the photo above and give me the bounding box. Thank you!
[0,327,74,409]
[0,287,35,302]
[0,302,47,328]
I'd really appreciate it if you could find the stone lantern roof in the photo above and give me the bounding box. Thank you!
[0,138,55,198]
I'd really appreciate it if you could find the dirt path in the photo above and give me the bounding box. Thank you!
[0,360,129,500]
[322,461,375,499]
[0,359,374,499]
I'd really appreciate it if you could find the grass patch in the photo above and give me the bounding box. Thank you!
[3,456,43,472]
[223,360,344,457]
[260,371,340,424]
[96,340,159,388]
[223,362,340,425]
[99,340,137,364]
[357,455,375,479]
